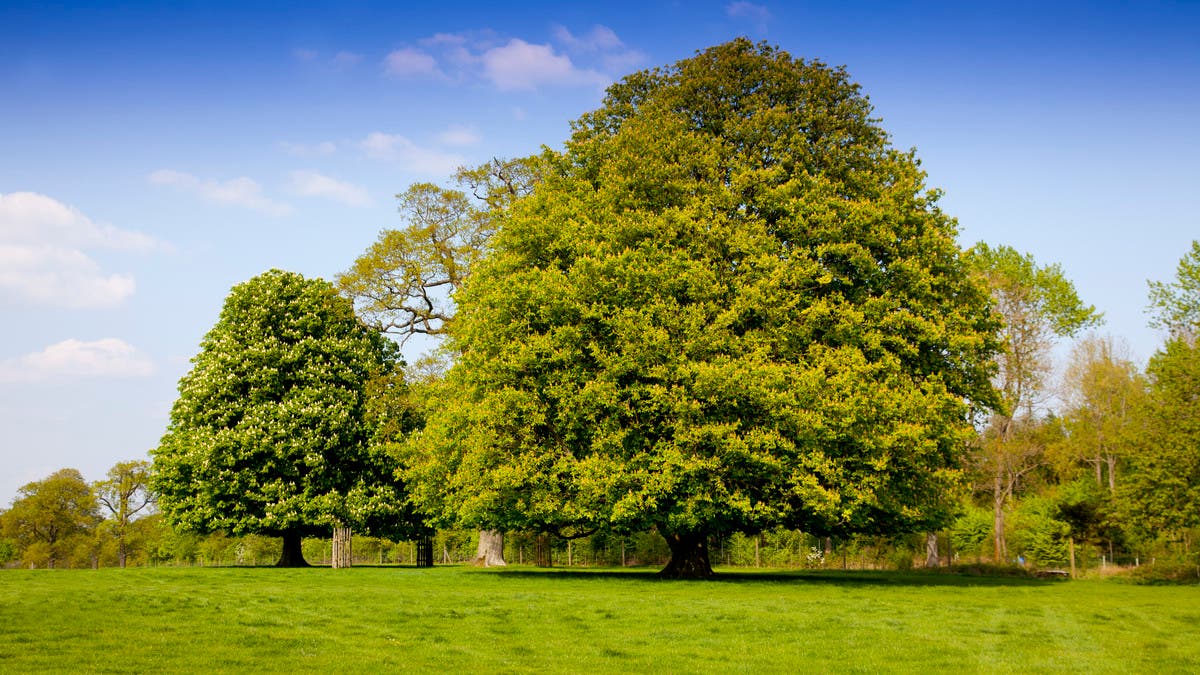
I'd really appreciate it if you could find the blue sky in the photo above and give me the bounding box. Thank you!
[1,1,1197,507]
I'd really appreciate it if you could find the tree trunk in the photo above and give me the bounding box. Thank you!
[275,530,310,567]
[993,474,1008,564]
[534,534,552,567]
[118,537,127,569]
[925,532,939,568]
[332,525,352,569]
[474,529,507,567]
[415,535,434,567]
[1068,536,1076,579]
[659,530,713,579]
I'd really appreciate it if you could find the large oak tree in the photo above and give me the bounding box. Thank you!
[407,40,1001,578]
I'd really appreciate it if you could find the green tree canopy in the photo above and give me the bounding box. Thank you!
[94,459,155,568]
[1147,239,1200,338]
[1,468,100,568]
[407,39,1002,578]
[151,269,406,566]
[1121,244,1200,544]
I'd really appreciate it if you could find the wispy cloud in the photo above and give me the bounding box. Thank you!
[0,338,155,383]
[287,170,372,207]
[358,132,465,174]
[437,125,481,147]
[332,51,362,69]
[727,2,772,31]
[294,48,363,71]
[0,192,164,308]
[147,169,292,216]
[481,39,609,91]
[383,25,639,92]
[383,47,442,78]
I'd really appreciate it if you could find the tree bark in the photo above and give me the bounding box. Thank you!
[534,534,552,567]
[925,532,939,568]
[993,474,1008,564]
[659,530,714,579]
[332,526,352,569]
[275,530,310,567]
[474,529,507,567]
[1068,536,1077,579]
[415,535,434,567]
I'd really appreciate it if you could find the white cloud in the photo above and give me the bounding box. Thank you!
[292,48,318,62]
[481,39,608,91]
[279,140,337,157]
[358,132,464,174]
[0,338,155,383]
[383,47,442,78]
[437,125,481,147]
[0,192,162,308]
[148,169,292,216]
[0,191,158,251]
[387,27,636,92]
[727,2,772,29]
[0,246,135,308]
[287,170,372,207]
[552,25,624,53]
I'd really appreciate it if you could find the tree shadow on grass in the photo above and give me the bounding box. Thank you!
[487,566,1057,588]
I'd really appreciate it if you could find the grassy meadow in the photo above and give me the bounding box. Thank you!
[1,565,1197,673]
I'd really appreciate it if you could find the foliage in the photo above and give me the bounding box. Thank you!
[1008,495,1069,567]
[1057,335,1144,491]
[3,567,1200,671]
[1147,239,1200,337]
[94,460,155,567]
[337,157,540,343]
[411,39,1001,577]
[0,468,100,568]
[1119,337,1200,540]
[151,269,408,558]
[967,243,1099,563]
[949,506,993,561]
[967,242,1100,419]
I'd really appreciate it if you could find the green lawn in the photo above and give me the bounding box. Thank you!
[1,565,1196,673]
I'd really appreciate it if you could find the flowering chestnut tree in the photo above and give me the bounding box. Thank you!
[151,269,405,566]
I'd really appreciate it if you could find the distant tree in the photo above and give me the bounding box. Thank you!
[1,469,100,568]
[338,157,539,343]
[339,157,539,568]
[1120,337,1200,548]
[409,40,1002,578]
[1147,239,1200,338]
[94,460,155,568]
[1058,335,1144,493]
[151,270,405,567]
[968,243,1099,563]
[1121,243,1200,551]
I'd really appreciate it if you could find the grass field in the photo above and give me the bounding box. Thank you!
[1,565,1197,673]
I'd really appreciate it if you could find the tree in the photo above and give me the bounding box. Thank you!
[408,40,1002,578]
[1058,335,1144,493]
[151,269,404,567]
[1,469,100,568]
[1147,239,1200,338]
[1121,337,1200,548]
[967,243,1099,563]
[94,460,154,568]
[338,158,539,343]
[339,158,539,568]
[1121,244,1200,549]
